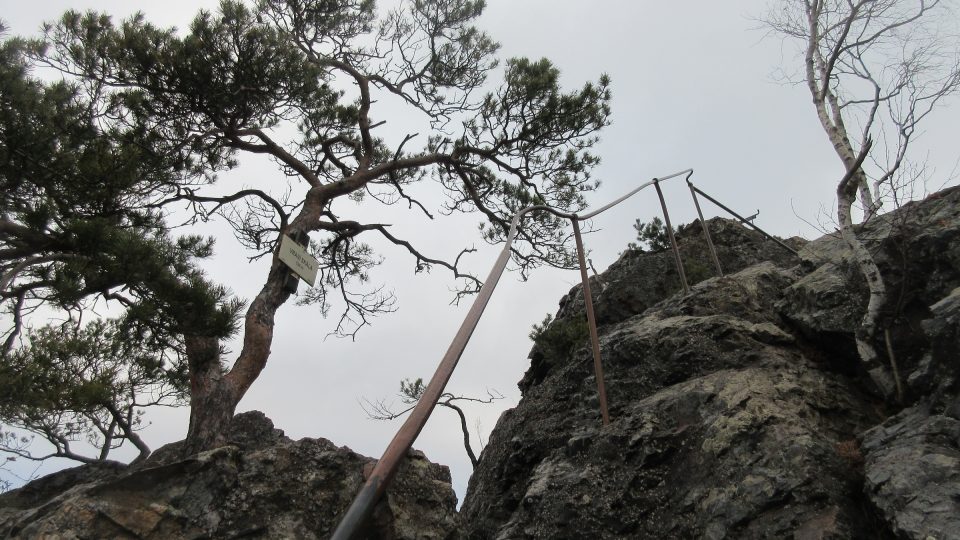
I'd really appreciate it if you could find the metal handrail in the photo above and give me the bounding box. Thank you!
[686,180,800,257]
[331,169,692,540]
[655,177,690,293]
[688,181,724,277]
[572,216,610,425]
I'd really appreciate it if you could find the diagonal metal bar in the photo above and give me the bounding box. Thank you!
[331,169,692,540]
[572,217,610,425]
[330,217,518,540]
[687,176,724,277]
[654,179,690,294]
[689,183,799,257]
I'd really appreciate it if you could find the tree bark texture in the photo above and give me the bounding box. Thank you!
[183,335,233,455]
[836,141,894,396]
[803,3,890,394]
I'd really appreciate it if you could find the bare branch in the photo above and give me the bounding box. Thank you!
[372,224,481,299]
[363,378,505,469]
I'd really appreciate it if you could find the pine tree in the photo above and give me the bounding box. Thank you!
[1,30,240,462]
[14,0,612,455]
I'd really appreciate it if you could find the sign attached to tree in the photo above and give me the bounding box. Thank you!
[278,235,319,286]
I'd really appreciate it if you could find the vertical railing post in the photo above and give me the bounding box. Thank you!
[687,180,723,277]
[331,169,694,538]
[654,179,690,294]
[572,217,611,426]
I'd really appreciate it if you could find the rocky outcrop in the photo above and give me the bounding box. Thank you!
[522,218,804,394]
[462,187,960,539]
[463,264,886,538]
[859,284,960,539]
[783,188,960,387]
[552,217,804,329]
[4,189,959,539]
[0,412,459,539]
[861,407,960,539]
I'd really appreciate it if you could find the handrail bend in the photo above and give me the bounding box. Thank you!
[330,169,692,540]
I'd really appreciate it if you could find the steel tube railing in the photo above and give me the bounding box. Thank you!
[654,179,689,294]
[687,182,799,257]
[331,169,692,540]
[572,217,610,425]
[687,178,724,277]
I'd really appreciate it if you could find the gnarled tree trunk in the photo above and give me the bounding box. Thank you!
[182,264,291,456]
[800,1,892,395]
[183,335,235,455]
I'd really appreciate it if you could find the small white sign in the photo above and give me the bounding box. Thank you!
[278,235,319,286]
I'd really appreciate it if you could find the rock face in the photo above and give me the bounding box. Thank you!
[462,187,960,539]
[858,284,960,540]
[4,189,959,540]
[551,217,804,329]
[0,411,459,539]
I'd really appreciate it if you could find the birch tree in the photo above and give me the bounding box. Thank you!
[764,0,960,396]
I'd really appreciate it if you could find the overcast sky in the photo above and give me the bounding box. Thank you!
[3,1,959,499]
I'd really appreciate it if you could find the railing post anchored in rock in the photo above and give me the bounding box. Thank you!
[331,169,693,540]
[654,178,690,294]
[572,216,611,426]
[686,174,724,277]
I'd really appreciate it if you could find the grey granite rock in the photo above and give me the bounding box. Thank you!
[464,187,960,539]
[463,262,884,538]
[862,408,960,540]
[0,412,460,539]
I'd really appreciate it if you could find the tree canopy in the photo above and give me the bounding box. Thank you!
[2,0,612,457]
[0,28,240,462]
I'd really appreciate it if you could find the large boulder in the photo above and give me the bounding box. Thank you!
[858,284,960,540]
[523,217,803,393]
[0,411,460,539]
[861,407,960,539]
[463,263,884,538]
[553,217,804,329]
[463,187,960,539]
[782,187,960,382]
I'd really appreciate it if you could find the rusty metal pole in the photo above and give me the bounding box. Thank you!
[654,179,690,294]
[330,232,517,540]
[572,217,611,426]
[687,180,723,277]
[331,169,693,539]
